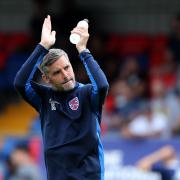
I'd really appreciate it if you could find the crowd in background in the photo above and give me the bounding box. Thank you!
[0,0,180,179]
[101,13,180,139]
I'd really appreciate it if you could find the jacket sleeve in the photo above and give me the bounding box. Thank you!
[79,50,109,115]
[14,44,48,111]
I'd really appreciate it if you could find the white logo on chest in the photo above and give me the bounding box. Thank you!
[69,97,79,110]
[49,99,59,111]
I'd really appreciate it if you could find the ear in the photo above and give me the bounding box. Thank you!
[42,73,50,83]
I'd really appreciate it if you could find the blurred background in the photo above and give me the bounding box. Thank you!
[0,0,180,179]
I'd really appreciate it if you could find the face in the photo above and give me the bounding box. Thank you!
[11,150,27,166]
[43,55,75,91]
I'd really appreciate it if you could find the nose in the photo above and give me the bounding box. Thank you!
[62,69,68,79]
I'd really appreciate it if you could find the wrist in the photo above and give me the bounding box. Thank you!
[77,46,87,53]
[39,42,51,50]
[79,49,90,54]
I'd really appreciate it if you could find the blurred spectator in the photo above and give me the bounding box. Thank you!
[150,78,180,137]
[119,56,141,80]
[121,103,168,139]
[104,79,145,135]
[149,48,177,92]
[136,145,180,180]
[6,145,41,180]
[103,55,149,135]
[119,56,149,98]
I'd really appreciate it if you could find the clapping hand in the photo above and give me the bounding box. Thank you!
[40,15,56,49]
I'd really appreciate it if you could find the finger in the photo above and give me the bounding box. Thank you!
[43,16,49,28]
[71,29,83,35]
[77,26,87,31]
[51,30,56,37]
[74,27,85,32]
[75,27,87,35]
[42,17,47,27]
[47,15,52,29]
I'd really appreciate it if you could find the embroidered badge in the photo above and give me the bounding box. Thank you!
[69,97,79,110]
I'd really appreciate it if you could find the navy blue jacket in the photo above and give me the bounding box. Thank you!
[14,44,109,180]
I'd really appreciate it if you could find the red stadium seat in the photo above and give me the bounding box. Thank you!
[151,34,168,50]
[118,34,150,56]
[104,94,115,113]
[29,136,41,163]
[149,50,166,67]
[6,32,31,53]
[106,34,121,54]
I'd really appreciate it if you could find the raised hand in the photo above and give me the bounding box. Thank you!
[40,15,56,49]
[70,26,89,53]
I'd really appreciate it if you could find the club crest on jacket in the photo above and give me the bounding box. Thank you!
[69,97,79,110]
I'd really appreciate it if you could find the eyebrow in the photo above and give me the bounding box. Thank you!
[52,65,70,74]
[52,69,61,75]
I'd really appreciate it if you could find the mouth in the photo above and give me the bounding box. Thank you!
[62,79,73,85]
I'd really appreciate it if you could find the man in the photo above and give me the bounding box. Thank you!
[14,15,109,180]
[7,145,41,180]
[136,145,179,180]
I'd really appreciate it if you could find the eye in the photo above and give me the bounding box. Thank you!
[64,65,69,70]
[53,70,60,75]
